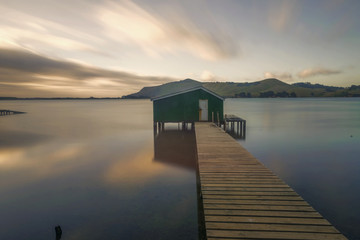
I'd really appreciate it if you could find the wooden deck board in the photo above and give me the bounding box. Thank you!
[203,195,304,201]
[206,222,339,233]
[204,203,316,212]
[206,230,346,240]
[205,215,331,225]
[195,122,346,240]
[203,199,311,206]
[204,209,322,218]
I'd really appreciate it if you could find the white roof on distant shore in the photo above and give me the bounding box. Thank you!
[151,86,224,101]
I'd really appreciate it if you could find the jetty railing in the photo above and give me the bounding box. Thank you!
[224,114,246,139]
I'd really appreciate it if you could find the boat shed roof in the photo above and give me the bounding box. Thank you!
[151,86,224,101]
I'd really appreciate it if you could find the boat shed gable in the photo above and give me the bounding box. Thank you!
[151,86,224,102]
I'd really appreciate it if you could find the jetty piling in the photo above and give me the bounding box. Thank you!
[153,121,195,136]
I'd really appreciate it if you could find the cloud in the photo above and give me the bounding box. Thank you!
[0,48,175,97]
[268,0,298,32]
[0,6,104,55]
[297,67,342,78]
[0,1,238,61]
[200,70,216,82]
[264,72,293,81]
[96,0,238,61]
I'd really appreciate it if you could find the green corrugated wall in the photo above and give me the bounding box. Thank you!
[153,89,223,122]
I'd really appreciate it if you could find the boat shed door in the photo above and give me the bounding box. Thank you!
[199,99,208,121]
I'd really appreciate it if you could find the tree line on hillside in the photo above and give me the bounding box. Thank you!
[293,82,343,91]
[234,91,297,98]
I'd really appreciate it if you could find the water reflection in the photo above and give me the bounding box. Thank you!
[0,130,51,149]
[154,129,197,171]
[55,225,62,240]
[0,100,199,240]
[104,143,166,186]
[153,128,203,240]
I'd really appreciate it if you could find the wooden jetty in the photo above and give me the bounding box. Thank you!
[0,109,25,116]
[195,122,346,240]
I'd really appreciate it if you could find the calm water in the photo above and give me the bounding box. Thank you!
[1,98,360,239]
[0,100,198,240]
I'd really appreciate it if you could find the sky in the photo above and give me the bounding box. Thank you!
[0,0,359,97]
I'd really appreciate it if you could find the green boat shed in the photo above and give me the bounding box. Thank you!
[151,86,224,124]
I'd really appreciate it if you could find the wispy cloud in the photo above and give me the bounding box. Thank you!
[0,5,106,56]
[264,72,293,81]
[297,67,342,78]
[0,48,175,97]
[96,0,238,60]
[268,0,298,32]
[199,70,228,82]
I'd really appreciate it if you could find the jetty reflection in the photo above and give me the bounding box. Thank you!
[153,126,197,171]
[153,126,205,239]
[0,130,50,149]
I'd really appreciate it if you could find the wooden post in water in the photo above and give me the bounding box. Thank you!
[154,122,157,135]
[243,120,246,138]
[242,121,245,137]
[242,120,245,137]
[237,121,240,136]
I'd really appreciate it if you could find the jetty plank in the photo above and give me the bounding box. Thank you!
[204,209,322,218]
[206,230,346,240]
[204,203,316,212]
[195,122,346,240]
[203,195,304,201]
[206,222,340,233]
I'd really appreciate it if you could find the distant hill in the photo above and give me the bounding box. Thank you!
[122,78,360,98]
[203,78,293,97]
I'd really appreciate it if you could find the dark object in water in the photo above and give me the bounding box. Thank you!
[0,109,26,116]
[55,225,62,240]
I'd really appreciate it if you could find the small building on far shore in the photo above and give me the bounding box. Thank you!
[151,86,224,124]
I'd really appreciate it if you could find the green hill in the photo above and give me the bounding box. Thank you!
[203,78,293,97]
[122,78,360,98]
